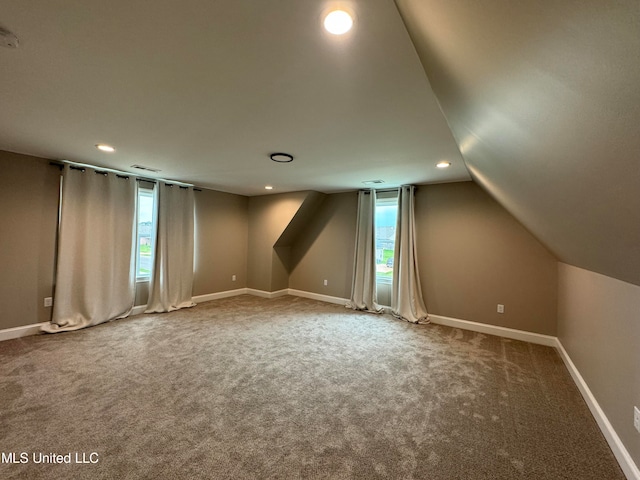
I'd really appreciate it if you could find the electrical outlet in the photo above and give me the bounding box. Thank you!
[232,275,236,282]
[44,297,53,307]
[323,279,328,286]
[634,406,640,433]
[497,304,504,314]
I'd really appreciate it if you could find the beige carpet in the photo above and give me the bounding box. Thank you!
[0,295,624,479]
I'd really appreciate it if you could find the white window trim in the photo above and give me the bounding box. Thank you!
[136,186,155,282]
[375,191,398,283]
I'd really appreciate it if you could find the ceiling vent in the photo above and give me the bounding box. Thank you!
[131,164,161,173]
[362,180,385,185]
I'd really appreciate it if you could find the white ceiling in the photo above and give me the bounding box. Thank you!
[396,0,640,285]
[0,0,469,196]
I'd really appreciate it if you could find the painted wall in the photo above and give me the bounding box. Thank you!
[557,263,640,467]
[247,191,309,292]
[0,151,59,329]
[289,192,358,298]
[134,188,249,306]
[289,182,558,335]
[193,188,248,296]
[415,182,558,335]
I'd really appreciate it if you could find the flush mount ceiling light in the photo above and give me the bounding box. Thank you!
[265,185,274,190]
[270,153,293,163]
[324,10,353,35]
[436,161,451,168]
[95,144,115,153]
[0,26,19,48]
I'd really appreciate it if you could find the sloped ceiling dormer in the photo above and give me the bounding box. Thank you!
[395,0,640,286]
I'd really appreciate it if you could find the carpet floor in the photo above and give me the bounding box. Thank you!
[0,295,624,479]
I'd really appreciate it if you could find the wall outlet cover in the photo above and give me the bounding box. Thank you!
[634,406,640,433]
[44,297,53,307]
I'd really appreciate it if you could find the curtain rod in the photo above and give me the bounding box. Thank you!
[360,187,404,193]
[360,185,417,193]
[49,161,202,191]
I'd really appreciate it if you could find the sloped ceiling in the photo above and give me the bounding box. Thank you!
[395,0,640,286]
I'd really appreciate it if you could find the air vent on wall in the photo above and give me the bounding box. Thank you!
[362,180,385,185]
[131,164,161,173]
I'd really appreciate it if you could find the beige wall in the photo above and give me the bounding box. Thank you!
[0,151,59,329]
[0,161,558,336]
[135,188,249,306]
[247,191,309,292]
[557,263,640,467]
[193,188,248,296]
[289,192,358,298]
[415,182,558,335]
[288,183,558,335]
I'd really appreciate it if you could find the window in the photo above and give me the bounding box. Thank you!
[375,192,398,284]
[136,187,156,279]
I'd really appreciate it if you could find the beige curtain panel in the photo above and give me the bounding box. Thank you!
[391,185,429,324]
[42,165,136,333]
[145,182,195,313]
[348,190,383,313]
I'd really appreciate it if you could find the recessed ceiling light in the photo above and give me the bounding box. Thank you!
[324,10,353,35]
[96,144,115,153]
[265,185,274,190]
[436,161,451,168]
[270,153,293,163]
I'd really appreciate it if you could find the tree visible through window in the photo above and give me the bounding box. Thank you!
[137,188,155,279]
[375,193,398,283]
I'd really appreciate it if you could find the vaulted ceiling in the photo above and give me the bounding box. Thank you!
[0,0,638,285]
[395,0,640,286]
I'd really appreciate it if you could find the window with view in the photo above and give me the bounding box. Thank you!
[136,187,156,279]
[375,193,398,284]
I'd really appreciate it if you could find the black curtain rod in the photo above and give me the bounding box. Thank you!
[50,161,201,191]
[360,187,401,193]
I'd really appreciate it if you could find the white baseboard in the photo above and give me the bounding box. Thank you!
[428,314,558,347]
[287,289,349,306]
[194,288,249,303]
[246,288,288,299]
[554,339,639,480]
[0,322,48,342]
[131,305,147,316]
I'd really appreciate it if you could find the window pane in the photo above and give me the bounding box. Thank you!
[137,189,155,278]
[375,197,398,283]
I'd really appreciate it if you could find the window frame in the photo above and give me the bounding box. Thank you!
[135,185,156,282]
[374,191,398,285]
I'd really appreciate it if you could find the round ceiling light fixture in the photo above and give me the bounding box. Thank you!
[96,144,116,153]
[270,153,293,163]
[436,161,451,168]
[324,10,353,35]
